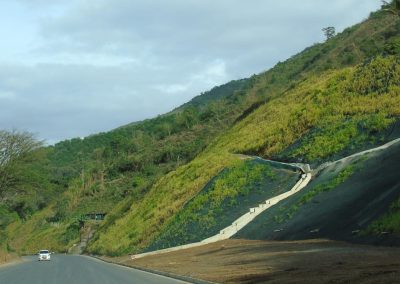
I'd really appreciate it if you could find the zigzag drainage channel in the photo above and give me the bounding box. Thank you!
[131,138,400,259]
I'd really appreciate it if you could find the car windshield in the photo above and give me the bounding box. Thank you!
[39,250,49,254]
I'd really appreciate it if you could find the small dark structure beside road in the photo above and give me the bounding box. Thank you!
[84,212,106,221]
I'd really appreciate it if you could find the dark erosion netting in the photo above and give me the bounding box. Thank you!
[235,142,400,246]
[145,159,300,251]
[275,117,400,167]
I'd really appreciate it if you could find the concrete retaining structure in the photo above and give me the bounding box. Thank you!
[254,157,311,173]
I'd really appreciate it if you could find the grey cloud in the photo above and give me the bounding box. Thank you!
[35,0,380,75]
[2,0,381,142]
[0,59,229,142]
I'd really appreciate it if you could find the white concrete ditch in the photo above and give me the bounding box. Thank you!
[132,161,311,259]
[131,138,400,260]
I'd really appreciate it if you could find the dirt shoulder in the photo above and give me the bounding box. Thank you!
[0,252,21,267]
[104,239,400,283]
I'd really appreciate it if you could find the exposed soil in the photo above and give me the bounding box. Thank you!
[0,253,21,267]
[101,140,400,283]
[106,239,400,283]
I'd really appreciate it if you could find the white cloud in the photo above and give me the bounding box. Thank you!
[154,84,189,94]
[154,60,228,95]
[191,60,228,86]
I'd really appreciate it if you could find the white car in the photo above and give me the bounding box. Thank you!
[38,250,51,261]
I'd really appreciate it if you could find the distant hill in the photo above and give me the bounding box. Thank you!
[177,78,250,109]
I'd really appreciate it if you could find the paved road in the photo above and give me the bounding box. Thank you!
[0,255,188,284]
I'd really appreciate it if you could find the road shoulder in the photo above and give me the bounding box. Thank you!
[96,239,400,283]
[87,254,212,284]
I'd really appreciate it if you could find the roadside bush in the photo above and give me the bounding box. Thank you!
[61,220,81,245]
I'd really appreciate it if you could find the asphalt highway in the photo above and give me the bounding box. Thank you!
[0,255,188,284]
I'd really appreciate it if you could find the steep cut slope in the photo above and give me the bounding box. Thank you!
[5,5,400,256]
[235,139,400,245]
[145,159,300,251]
[218,56,400,161]
[87,53,400,255]
[86,8,400,255]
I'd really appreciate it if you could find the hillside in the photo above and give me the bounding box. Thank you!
[145,159,300,251]
[2,4,400,258]
[86,9,400,255]
[235,137,400,244]
[1,77,254,254]
[87,53,400,255]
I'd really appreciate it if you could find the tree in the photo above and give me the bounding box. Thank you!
[382,0,400,16]
[176,107,199,130]
[322,27,335,40]
[0,130,43,201]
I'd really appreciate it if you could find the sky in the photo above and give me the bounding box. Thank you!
[0,0,381,144]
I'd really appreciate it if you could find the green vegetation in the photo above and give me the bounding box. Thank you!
[2,6,400,256]
[218,56,400,162]
[0,131,55,219]
[2,78,256,254]
[88,10,400,253]
[366,198,400,235]
[286,114,395,162]
[86,152,238,255]
[299,166,354,204]
[88,55,400,255]
[145,160,298,250]
[322,26,336,40]
[382,0,400,16]
[0,131,60,255]
[274,165,356,223]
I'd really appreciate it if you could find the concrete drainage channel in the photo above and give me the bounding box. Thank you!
[68,224,97,254]
[314,137,400,172]
[130,138,400,260]
[132,162,312,260]
[202,172,312,243]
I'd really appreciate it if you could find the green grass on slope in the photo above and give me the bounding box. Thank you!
[234,142,400,243]
[87,55,400,256]
[219,56,400,160]
[8,8,400,255]
[5,207,79,254]
[273,165,356,223]
[84,8,400,256]
[145,159,299,251]
[366,199,400,235]
[86,152,237,255]
[232,162,358,238]
[277,114,397,164]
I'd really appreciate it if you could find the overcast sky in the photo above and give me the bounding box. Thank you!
[0,0,381,144]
